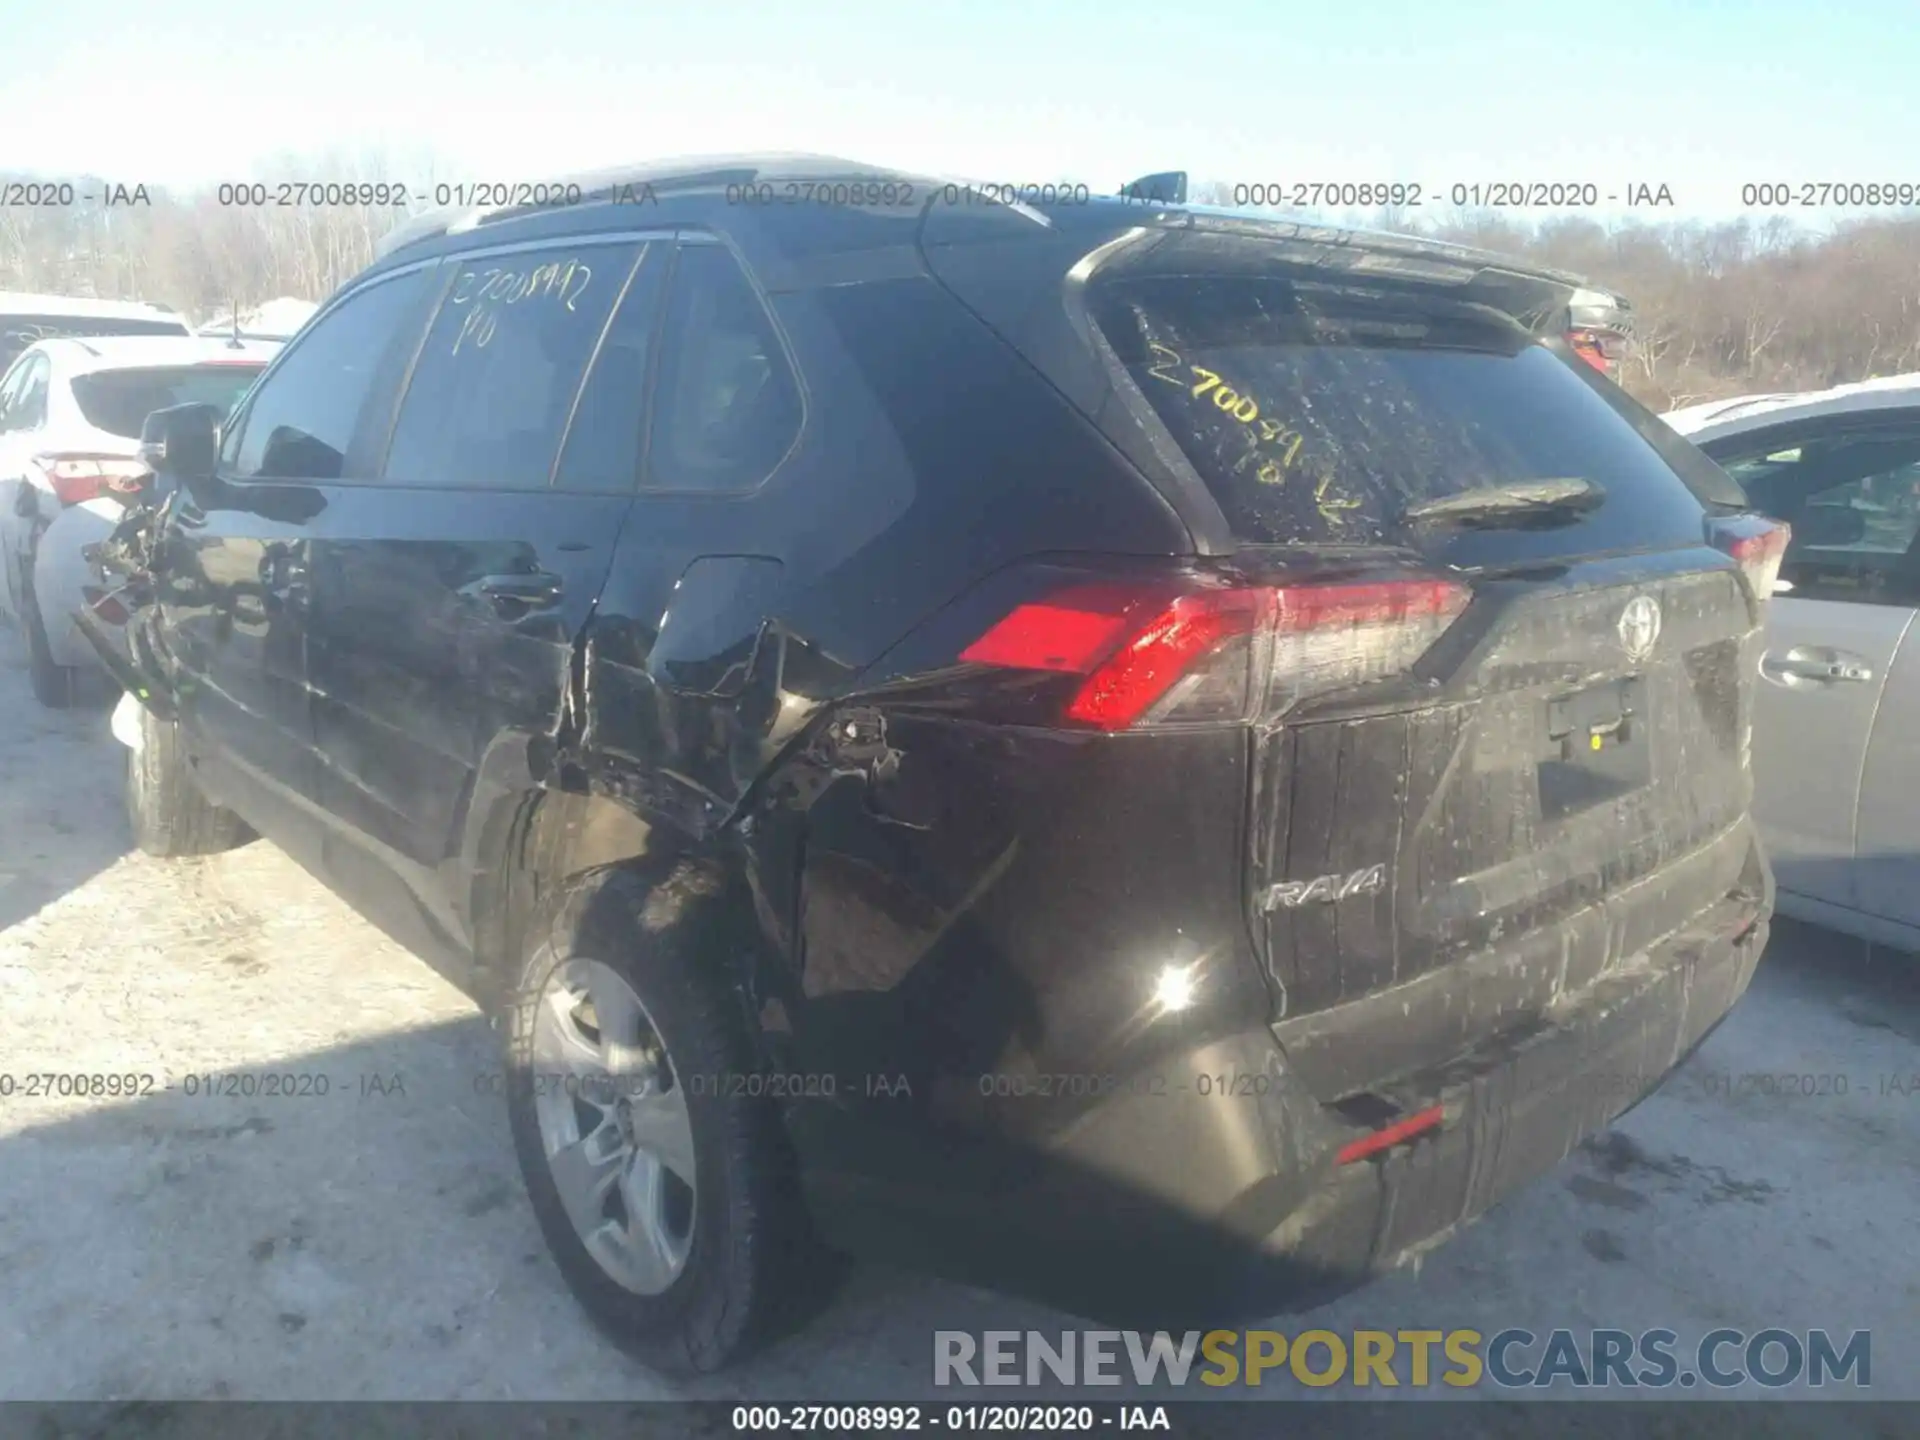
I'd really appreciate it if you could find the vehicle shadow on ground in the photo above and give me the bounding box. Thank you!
[2,633,1915,1423]
[0,624,127,933]
[0,1012,1400,1404]
[1,917,1915,1413]
[1764,912,1920,1018]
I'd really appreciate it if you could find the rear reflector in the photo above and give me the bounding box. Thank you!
[33,453,149,506]
[1336,1104,1445,1164]
[962,576,1470,731]
[1711,518,1791,601]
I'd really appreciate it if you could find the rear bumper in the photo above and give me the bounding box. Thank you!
[800,830,1771,1319]
[1259,884,1767,1279]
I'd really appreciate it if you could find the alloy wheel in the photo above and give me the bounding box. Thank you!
[530,957,698,1296]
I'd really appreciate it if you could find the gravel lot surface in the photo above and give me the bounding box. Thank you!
[1,624,1914,1428]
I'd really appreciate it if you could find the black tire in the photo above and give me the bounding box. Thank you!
[124,699,253,856]
[21,572,76,709]
[501,864,816,1373]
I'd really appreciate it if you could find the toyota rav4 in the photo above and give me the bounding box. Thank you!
[82,155,1780,1373]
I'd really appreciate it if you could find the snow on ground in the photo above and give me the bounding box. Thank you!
[0,623,1915,1428]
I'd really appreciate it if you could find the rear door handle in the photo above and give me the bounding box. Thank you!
[1761,647,1875,685]
[467,571,564,610]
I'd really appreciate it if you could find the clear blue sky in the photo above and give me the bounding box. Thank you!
[3,0,1916,222]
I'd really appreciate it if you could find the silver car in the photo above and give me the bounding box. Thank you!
[1667,375,1920,950]
[0,336,278,705]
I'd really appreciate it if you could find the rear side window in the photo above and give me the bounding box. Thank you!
[1703,420,1920,605]
[71,365,264,439]
[384,243,642,490]
[0,356,34,431]
[646,245,800,493]
[1091,276,1706,547]
[6,355,50,431]
[552,243,670,492]
[232,270,433,481]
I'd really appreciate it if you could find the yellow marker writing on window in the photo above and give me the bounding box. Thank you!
[1142,333,1309,482]
[1314,471,1363,525]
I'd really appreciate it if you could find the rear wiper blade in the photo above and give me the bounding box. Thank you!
[1402,477,1604,527]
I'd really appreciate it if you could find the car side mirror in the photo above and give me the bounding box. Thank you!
[139,402,221,504]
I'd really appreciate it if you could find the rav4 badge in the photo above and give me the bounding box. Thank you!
[1261,864,1387,911]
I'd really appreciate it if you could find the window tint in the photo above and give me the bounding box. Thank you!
[9,356,50,430]
[72,365,265,439]
[217,394,246,469]
[1706,422,1920,606]
[0,334,34,375]
[647,245,800,493]
[232,270,432,481]
[0,358,29,431]
[552,244,669,492]
[1091,276,1708,548]
[384,243,641,490]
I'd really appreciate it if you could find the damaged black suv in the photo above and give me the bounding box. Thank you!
[87,156,1781,1371]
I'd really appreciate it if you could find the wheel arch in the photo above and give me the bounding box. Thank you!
[464,781,772,1046]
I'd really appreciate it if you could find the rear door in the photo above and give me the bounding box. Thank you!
[580,236,808,821]
[157,265,440,834]
[300,233,665,955]
[1698,412,1920,916]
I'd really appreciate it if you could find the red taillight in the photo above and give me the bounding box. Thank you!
[961,576,1471,731]
[958,583,1172,675]
[1712,519,1791,602]
[33,454,149,506]
[1568,332,1608,373]
[1066,587,1270,730]
[1567,328,1631,376]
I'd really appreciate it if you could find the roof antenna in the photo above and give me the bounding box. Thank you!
[227,297,243,349]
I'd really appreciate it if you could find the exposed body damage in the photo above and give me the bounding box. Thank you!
[87,157,1778,1343]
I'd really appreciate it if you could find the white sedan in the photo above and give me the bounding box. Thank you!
[1667,373,1920,950]
[0,335,279,705]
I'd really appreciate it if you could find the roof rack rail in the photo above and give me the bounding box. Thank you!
[375,154,912,261]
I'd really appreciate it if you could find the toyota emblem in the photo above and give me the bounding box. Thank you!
[1618,595,1661,662]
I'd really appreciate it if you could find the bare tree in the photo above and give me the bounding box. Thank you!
[4,156,1918,409]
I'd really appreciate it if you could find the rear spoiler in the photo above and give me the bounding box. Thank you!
[1093,177,1630,331]
[1091,210,1630,340]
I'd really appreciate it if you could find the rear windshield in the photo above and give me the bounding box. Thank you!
[71,365,265,439]
[0,316,191,372]
[1091,276,1711,548]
